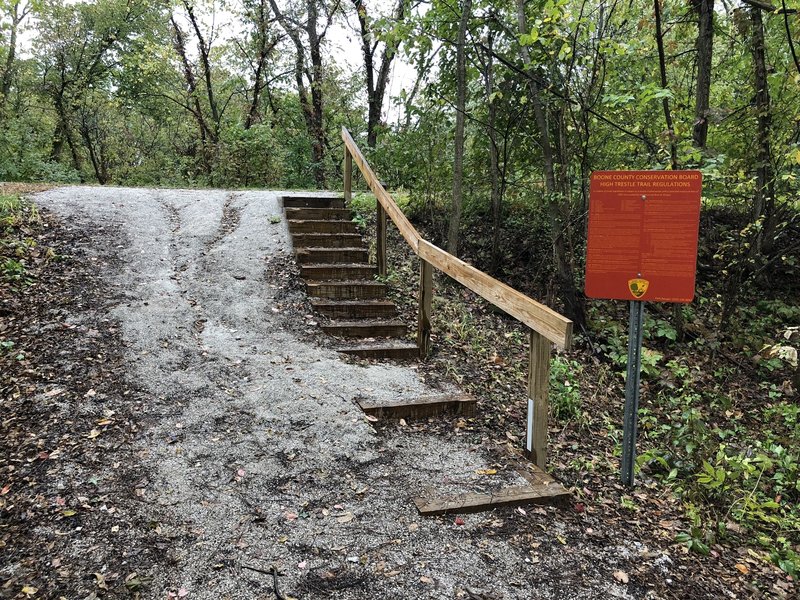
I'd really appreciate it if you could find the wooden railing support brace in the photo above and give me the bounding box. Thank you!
[527,329,551,469]
[376,204,387,277]
[344,148,352,204]
[418,259,433,357]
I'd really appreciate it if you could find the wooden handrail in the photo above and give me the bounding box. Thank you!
[341,126,572,349]
[342,127,574,469]
[342,127,421,253]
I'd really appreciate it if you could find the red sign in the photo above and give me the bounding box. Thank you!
[585,170,702,303]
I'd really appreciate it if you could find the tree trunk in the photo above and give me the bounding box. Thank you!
[447,0,472,255]
[184,1,220,140]
[654,0,679,171]
[692,0,714,150]
[171,14,214,174]
[0,2,23,111]
[750,6,774,228]
[485,29,503,273]
[244,1,275,130]
[353,0,408,148]
[516,0,586,331]
[306,0,326,188]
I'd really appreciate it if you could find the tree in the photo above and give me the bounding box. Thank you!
[515,0,586,330]
[269,0,341,188]
[351,0,408,148]
[692,0,714,151]
[0,1,32,113]
[446,0,471,256]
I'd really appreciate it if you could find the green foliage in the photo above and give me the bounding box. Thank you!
[0,194,41,287]
[549,355,583,423]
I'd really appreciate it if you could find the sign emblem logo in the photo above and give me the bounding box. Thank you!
[628,278,649,299]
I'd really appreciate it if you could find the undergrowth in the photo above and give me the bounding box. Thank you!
[352,188,800,581]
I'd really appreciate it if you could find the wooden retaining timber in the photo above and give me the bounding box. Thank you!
[300,264,377,281]
[290,233,363,248]
[310,299,396,319]
[283,196,344,209]
[296,248,368,264]
[357,393,476,420]
[285,207,351,220]
[287,220,359,234]
[413,484,569,516]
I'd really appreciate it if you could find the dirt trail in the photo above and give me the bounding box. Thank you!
[19,186,682,599]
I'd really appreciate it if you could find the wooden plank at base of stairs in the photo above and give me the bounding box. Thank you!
[311,299,396,319]
[282,196,344,209]
[338,342,419,360]
[322,320,407,338]
[357,393,476,419]
[413,482,569,516]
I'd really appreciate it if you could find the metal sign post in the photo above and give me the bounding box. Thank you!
[621,300,645,486]
[585,170,702,486]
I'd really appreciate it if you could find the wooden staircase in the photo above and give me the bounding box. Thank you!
[283,195,419,360]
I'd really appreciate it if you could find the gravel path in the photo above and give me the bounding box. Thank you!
[30,186,652,599]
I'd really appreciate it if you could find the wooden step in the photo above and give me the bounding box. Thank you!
[288,220,359,234]
[414,483,570,516]
[285,207,352,221]
[292,233,363,248]
[282,196,344,209]
[301,263,376,281]
[296,247,369,265]
[310,299,396,319]
[338,341,419,360]
[306,281,386,299]
[322,320,407,338]
[357,393,476,420]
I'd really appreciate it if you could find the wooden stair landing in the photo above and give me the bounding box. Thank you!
[414,448,570,516]
[282,195,418,361]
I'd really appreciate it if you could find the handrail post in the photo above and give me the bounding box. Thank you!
[527,329,551,469]
[344,147,352,204]
[376,201,387,277]
[417,259,432,357]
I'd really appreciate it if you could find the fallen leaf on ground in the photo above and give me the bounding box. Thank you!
[94,573,108,590]
[420,576,434,585]
[454,517,465,526]
[735,563,749,575]
[284,512,298,521]
[365,414,379,422]
[337,512,354,524]
[476,469,497,475]
[613,570,629,584]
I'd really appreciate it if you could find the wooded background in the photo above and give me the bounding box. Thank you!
[1,0,798,325]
